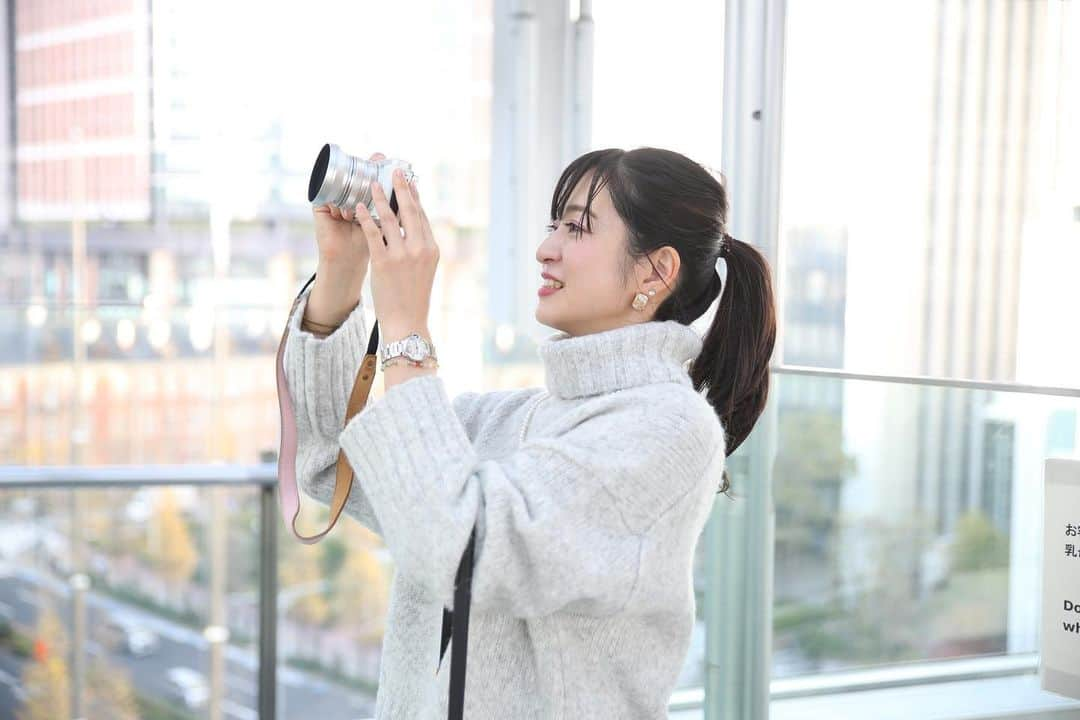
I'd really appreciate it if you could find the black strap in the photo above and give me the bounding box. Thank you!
[440,607,453,665]
[438,526,476,719]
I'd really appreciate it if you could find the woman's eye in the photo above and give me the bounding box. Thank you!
[544,220,585,235]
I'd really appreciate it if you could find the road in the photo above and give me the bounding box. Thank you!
[0,567,376,719]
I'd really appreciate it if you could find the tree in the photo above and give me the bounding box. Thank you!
[281,552,330,624]
[950,511,1009,572]
[786,512,935,667]
[86,655,140,719]
[334,544,389,644]
[320,536,348,578]
[773,410,856,558]
[18,604,70,720]
[280,538,331,658]
[324,523,387,641]
[151,487,198,605]
[923,510,1010,655]
[17,601,140,719]
[79,488,143,558]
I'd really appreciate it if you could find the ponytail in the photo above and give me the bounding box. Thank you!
[546,147,778,496]
[688,234,777,496]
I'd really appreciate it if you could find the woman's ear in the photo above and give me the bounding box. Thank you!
[645,246,681,286]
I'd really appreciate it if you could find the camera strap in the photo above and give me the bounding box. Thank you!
[275,272,381,544]
[439,526,476,720]
[275,272,475,719]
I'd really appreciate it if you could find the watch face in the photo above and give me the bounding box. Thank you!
[404,335,425,361]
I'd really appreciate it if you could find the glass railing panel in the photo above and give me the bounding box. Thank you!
[770,371,1079,678]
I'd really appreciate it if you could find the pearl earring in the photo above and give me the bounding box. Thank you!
[631,288,657,311]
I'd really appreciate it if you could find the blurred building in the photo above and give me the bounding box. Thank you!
[148,1,304,222]
[0,3,12,231]
[828,0,1071,661]
[779,225,848,403]
[0,0,315,464]
[0,0,496,467]
[845,0,1049,561]
[14,0,151,222]
[913,0,1045,541]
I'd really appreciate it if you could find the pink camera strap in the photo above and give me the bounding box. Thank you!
[274,275,381,543]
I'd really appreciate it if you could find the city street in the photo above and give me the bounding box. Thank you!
[0,567,376,719]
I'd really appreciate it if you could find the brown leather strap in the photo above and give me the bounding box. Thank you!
[276,272,381,543]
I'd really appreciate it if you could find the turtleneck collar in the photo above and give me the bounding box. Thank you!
[537,319,704,400]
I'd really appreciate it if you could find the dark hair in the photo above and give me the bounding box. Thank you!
[549,147,777,497]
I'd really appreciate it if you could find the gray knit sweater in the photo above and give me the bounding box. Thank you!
[283,285,727,719]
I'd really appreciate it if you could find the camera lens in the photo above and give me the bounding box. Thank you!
[308,144,331,203]
[308,143,372,209]
[308,143,414,223]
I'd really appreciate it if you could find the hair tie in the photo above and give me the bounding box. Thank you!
[684,234,732,323]
[714,237,729,303]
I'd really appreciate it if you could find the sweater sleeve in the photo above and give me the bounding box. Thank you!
[281,286,497,536]
[337,373,722,619]
[281,284,384,534]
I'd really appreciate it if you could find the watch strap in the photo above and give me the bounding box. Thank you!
[380,333,437,363]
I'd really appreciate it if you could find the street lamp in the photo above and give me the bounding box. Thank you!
[68,123,90,720]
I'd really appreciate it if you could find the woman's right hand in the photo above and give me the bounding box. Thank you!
[306,152,385,327]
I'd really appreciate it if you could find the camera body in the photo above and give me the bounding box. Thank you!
[307,143,415,223]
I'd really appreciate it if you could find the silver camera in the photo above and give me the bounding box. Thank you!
[307,143,416,226]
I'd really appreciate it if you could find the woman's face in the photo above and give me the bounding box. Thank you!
[534,171,678,337]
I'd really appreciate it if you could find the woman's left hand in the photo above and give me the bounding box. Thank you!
[355,168,439,337]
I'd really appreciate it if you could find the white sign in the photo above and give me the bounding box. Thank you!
[1041,457,1080,699]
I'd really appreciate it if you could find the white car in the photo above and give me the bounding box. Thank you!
[165,666,209,710]
[103,616,159,657]
[123,625,159,656]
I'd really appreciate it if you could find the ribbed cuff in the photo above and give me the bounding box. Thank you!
[283,285,370,440]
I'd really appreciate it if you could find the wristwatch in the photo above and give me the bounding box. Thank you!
[379,332,438,370]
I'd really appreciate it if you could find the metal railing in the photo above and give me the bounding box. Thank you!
[772,363,1080,398]
[0,463,279,720]
[4,360,1079,718]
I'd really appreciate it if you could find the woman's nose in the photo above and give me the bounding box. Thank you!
[536,238,560,265]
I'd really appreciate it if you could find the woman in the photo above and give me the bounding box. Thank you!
[283,147,777,719]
